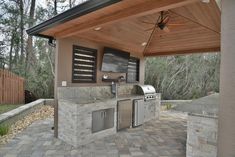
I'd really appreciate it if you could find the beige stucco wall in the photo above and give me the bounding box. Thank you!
[218,0,235,156]
[56,37,145,87]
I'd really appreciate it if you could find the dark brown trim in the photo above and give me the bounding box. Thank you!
[73,65,94,70]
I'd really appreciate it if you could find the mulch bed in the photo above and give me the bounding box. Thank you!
[0,105,54,145]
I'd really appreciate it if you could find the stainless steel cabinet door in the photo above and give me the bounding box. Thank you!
[92,110,104,133]
[117,99,132,130]
[92,108,114,133]
[133,99,145,126]
[104,108,114,130]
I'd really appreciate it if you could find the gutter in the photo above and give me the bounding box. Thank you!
[26,0,121,39]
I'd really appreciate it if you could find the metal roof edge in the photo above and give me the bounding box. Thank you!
[26,0,121,38]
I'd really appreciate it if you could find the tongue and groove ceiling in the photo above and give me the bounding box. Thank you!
[39,0,221,56]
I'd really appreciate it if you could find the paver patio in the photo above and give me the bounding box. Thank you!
[0,111,187,157]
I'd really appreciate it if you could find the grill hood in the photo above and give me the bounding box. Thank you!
[136,85,156,95]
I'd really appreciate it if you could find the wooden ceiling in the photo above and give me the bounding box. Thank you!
[40,0,221,56]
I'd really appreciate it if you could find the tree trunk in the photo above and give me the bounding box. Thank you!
[69,0,72,8]
[19,0,24,63]
[25,0,36,76]
[54,0,57,15]
[9,31,14,71]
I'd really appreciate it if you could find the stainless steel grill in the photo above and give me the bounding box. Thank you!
[136,85,157,101]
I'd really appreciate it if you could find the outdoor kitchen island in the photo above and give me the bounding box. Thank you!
[57,85,161,147]
[51,37,162,147]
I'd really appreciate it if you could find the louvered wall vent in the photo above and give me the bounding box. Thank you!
[127,56,140,83]
[72,45,97,83]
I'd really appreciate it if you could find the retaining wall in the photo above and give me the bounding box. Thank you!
[0,99,54,126]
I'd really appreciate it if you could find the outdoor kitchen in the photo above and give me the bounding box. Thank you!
[24,0,223,154]
[56,38,161,147]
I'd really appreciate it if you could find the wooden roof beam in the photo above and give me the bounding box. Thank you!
[144,47,221,57]
[55,0,200,39]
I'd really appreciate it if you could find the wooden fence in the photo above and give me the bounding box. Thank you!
[0,69,25,104]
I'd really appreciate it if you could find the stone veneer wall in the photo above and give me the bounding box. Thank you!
[117,84,137,96]
[57,85,136,147]
[58,99,117,147]
[57,84,138,100]
[57,86,114,100]
[187,113,218,157]
[57,85,161,147]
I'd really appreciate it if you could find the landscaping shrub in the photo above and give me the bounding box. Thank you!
[166,103,172,110]
[0,124,9,136]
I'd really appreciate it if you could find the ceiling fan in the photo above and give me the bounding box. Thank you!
[141,11,184,54]
[141,11,183,33]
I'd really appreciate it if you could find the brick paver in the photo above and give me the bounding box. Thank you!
[0,111,187,157]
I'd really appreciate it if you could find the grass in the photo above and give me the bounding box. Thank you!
[166,103,172,110]
[0,124,9,136]
[161,103,173,111]
[0,104,22,114]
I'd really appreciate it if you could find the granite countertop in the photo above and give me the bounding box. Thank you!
[117,94,144,100]
[173,93,219,117]
[60,94,144,105]
[60,98,115,104]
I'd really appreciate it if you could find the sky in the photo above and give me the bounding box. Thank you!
[36,0,89,13]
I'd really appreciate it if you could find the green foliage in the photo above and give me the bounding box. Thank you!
[0,124,9,136]
[0,1,56,98]
[0,104,22,114]
[145,53,220,100]
[166,103,172,110]
[0,1,220,101]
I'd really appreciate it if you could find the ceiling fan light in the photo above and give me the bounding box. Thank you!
[141,42,147,46]
[201,0,210,3]
[94,27,102,31]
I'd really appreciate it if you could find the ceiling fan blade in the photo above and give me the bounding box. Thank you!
[168,23,185,26]
[145,27,155,31]
[162,15,170,24]
[140,20,155,25]
[143,26,159,55]
[163,26,170,33]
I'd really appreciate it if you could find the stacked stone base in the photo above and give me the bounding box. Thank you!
[187,113,218,157]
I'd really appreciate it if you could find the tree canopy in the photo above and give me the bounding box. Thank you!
[0,0,220,100]
[145,53,220,100]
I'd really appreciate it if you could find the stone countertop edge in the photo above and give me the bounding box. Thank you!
[0,99,45,123]
[188,112,218,119]
[59,94,145,104]
[117,94,144,100]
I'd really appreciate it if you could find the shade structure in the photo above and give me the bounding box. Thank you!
[27,0,221,56]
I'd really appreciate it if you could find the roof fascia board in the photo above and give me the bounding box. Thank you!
[26,0,121,37]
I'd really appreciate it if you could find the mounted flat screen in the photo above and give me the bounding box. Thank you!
[101,47,130,73]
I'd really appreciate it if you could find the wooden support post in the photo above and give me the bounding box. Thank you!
[218,0,235,156]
